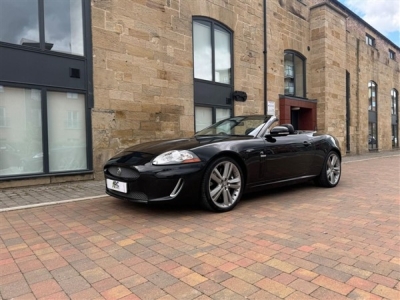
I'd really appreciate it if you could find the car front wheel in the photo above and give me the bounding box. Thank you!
[201,157,244,212]
[316,151,341,187]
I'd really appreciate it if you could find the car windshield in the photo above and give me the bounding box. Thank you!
[195,115,273,137]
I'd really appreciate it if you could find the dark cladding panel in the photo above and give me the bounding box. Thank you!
[194,81,232,106]
[0,47,86,90]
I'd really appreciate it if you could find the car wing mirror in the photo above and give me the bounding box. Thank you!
[267,126,290,137]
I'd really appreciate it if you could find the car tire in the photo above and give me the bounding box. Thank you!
[201,157,244,212]
[316,151,341,187]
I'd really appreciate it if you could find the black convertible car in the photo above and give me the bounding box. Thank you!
[104,115,341,212]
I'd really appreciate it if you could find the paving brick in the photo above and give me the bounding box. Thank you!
[30,279,62,299]
[289,278,319,295]
[285,291,316,300]
[312,275,355,296]
[311,287,350,300]
[250,288,284,300]
[347,288,383,300]
[371,284,400,300]
[347,276,377,292]
[70,288,102,300]
[368,274,399,288]
[194,279,224,296]
[335,263,373,279]
[101,285,132,300]
[291,268,319,281]
[92,277,120,293]
[266,258,298,273]
[255,277,295,298]
[81,267,111,283]
[181,272,208,287]
[0,279,31,299]
[221,277,259,297]
[313,265,353,282]
[163,281,201,299]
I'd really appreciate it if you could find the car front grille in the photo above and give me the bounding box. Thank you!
[130,192,148,201]
[108,166,140,180]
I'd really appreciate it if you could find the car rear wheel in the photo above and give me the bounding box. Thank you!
[201,157,244,212]
[316,151,341,187]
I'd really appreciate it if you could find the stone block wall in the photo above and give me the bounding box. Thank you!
[91,0,265,178]
[266,0,399,153]
[309,1,347,147]
[266,0,311,117]
[345,17,400,153]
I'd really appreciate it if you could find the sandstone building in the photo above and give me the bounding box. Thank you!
[0,0,398,188]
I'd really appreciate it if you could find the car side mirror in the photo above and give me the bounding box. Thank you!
[268,126,290,137]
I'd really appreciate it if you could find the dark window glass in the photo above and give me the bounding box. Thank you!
[366,34,375,47]
[284,51,305,97]
[389,49,396,60]
[0,0,40,48]
[44,0,84,55]
[392,89,398,116]
[0,0,84,55]
[392,89,398,148]
[368,81,377,111]
[193,21,212,81]
[193,18,233,130]
[368,122,377,150]
[193,20,231,84]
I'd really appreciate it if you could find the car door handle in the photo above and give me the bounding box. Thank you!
[303,141,312,146]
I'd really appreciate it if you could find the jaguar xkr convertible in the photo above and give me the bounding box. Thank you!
[104,115,341,212]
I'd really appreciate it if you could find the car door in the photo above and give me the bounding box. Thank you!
[263,133,314,182]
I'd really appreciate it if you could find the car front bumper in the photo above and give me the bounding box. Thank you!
[104,162,205,203]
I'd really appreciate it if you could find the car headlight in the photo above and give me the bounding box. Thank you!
[153,150,201,165]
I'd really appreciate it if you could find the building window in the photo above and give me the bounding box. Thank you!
[47,91,87,172]
[0,0,84,56]
[0,106,8,127]
[0,86,88,177]
[389,49,396,60]
[284,51,306,98]
[368,81,377,111]
[392,89,398,148]
[66,111,79,129]
[366,34,375,47]
[368,81,378,150]
[193,21,231,84]
[368,122,377,150]
[0,86,44,175]
[193,18,233,132]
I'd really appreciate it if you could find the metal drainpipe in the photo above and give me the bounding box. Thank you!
[263,0,268,115]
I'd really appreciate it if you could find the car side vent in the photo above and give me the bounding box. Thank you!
[108,166,140,180]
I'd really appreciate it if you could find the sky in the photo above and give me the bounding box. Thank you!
[338,0,400,47]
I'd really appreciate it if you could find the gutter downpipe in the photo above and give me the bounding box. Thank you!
[263,0,268,115]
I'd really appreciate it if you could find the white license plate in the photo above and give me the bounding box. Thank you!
[106,179,127,193]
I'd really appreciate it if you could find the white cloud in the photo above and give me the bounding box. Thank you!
[340,0,400,35]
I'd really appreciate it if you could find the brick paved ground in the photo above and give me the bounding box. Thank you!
[0,153,399,299]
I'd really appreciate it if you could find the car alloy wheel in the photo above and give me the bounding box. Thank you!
[201,157,243,212]
[317,151,341,187]
[326,152,341,185]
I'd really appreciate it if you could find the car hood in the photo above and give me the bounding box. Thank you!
[107,135,251,165]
